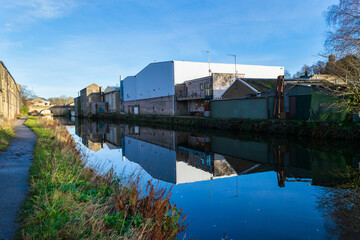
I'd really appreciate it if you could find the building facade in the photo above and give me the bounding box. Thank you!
[74,83,103,117]
[32,97,51,106]
[0,61,21,120]
[104,86,120,113]
[121,61,284,116]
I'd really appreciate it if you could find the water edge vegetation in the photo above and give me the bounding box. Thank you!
[18,116,187,239]
[0,119,14,151]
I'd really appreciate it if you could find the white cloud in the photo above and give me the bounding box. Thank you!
[6,0,77,20]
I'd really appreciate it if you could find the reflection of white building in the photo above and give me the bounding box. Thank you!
[123,136,236,184]
[121,61,284,115]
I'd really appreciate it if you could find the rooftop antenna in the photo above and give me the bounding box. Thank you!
[227,54,237,80]
[202,50,211,77]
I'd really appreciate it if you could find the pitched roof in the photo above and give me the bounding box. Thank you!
[104,86,121,94]
[221,78,278,99]
[33,97,49,102]
[241,78,278,92]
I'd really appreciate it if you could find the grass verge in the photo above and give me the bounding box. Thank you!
[19,116,187,239]
[0,119,14,150]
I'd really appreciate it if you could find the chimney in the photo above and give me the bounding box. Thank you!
[329,55,336,63]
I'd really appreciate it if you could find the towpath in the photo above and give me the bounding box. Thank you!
[0,117,37,240]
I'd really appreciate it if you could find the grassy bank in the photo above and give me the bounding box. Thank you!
[0,119,14,150]
[90,113,360,140]
[19,117,186,239]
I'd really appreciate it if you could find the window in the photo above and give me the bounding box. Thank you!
[200,83,203,90]
[202,83,210,96]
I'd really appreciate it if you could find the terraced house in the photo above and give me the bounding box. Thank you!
[0,61,21,119]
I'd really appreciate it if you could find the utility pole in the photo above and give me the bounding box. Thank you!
[202,50,211,77]
[228,54,237,80]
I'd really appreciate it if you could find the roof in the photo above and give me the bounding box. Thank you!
[240,78,278,92]
[0,61,21,93]
[124,61,284,80]
[221,78,278,99]
[33,97,49,102]
[104,86,121,94]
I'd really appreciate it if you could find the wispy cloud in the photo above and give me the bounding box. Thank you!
[4,0,77,21]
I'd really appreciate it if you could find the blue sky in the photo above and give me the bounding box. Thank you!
[0,0,337,98]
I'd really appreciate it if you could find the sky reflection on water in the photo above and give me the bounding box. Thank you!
[62,118,360,240]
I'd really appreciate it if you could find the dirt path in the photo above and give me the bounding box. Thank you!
[0,117,37,240]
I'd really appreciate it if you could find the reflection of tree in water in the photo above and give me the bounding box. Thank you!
[317,169,360,240]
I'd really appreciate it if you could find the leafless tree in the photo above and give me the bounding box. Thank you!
[20,85,37,106]
[323,0,360,114]
[49,95,74,106]
[325,0,360,57]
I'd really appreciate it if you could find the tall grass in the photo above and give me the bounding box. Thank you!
[0,118,14,150]
[20,117,187,239]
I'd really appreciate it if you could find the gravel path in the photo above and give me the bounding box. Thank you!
[0,117,37,240]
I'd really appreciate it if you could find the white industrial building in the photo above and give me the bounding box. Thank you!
[121,60,284,115]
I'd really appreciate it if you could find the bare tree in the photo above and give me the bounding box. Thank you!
[325,0,360,57]
[49,96,74,106]
[324,0,360,114]
[284,69,291,79]
[20,85,37,106]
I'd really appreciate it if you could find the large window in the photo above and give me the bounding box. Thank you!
[205,83,210,96]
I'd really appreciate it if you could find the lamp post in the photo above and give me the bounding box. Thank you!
[228,54,237,80]
[202,50,211,77]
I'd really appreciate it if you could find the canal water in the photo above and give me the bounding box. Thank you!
[59,117,360,240]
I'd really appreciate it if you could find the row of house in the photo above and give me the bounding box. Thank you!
[75,60,343,120]
[0,61,21,120]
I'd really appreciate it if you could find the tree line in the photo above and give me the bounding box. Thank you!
[20,86,74,107]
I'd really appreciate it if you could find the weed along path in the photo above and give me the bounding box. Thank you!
[0,117,37,240]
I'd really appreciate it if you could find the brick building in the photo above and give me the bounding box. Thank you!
[0,61,21,120]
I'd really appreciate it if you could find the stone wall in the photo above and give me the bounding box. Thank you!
[212,73,244,99]
[77,84,102,117]
[0,61,21,120]
[104,91,120,113]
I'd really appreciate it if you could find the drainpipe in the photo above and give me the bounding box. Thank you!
[172,62,175,115]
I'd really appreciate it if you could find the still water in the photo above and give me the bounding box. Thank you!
[59,117,360,240]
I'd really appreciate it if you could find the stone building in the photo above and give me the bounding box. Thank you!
[0,61,21,120]
[104,86,120,113]
[32,97,51,106]
[74,83,103,117]
[310,74,346,85]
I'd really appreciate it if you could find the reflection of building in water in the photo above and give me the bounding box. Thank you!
[75,119,124,152]
[104,124,123,149]
[123,126,246,184]
[75,119,106,152]
[74,119,356,187]
[122,125,353,187]
[55,117,75,126]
